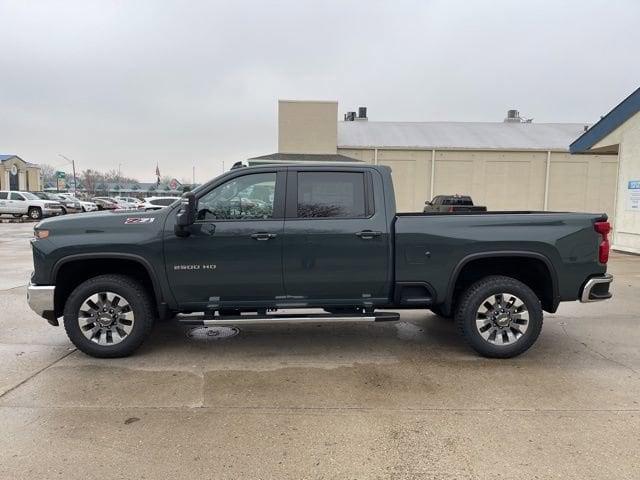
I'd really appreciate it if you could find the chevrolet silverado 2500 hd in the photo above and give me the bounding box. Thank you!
[27,164,613,358]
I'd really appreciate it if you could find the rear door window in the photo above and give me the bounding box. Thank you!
[296,172,366,218]
[0,192,7,200]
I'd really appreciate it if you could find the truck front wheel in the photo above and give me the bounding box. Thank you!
[455,275,543,358]
[28,207,42,220]
[63,274,155,358]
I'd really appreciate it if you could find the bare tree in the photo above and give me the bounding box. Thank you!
[39,163,57,184]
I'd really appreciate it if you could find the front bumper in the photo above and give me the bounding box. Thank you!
[27,283,58,325]
[43,207,64,217]
[580,274,613,303]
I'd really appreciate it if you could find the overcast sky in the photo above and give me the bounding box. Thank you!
[1,0,639,182]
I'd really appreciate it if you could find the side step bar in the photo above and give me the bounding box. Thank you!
[177,311,400,326]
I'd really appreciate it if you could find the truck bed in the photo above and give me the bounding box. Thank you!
[393,211,608,309]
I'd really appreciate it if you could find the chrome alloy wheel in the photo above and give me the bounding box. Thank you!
[475,293,529,346]
[78,292,135,345]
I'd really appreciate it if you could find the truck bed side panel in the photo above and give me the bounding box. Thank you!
[394,213,607,304]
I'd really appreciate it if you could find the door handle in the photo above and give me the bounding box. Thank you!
[251,232,277,241]
[355,230,382,239]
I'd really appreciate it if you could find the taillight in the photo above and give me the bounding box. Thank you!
[594,221,611,264]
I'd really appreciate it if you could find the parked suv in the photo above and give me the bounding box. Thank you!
[57,193,97,212]
[142,196,180,210]
[32,192,82,214]
[0,191,63,219]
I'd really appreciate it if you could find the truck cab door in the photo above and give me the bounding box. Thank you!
[9,192,25,214]
[0,192,8,213]
[282,168,391,307]
[163,169,286,311]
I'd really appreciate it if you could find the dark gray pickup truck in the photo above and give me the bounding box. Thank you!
[27,164,613,359]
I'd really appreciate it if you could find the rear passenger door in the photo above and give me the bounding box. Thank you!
[282,168,390,306]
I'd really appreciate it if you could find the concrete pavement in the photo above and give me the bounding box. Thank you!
[0,222,638,479]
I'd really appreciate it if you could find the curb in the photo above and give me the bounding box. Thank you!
[0,217,37,224]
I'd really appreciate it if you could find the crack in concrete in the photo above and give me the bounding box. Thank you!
[0,284,28,292]
[0,348,77,400]
[561,324,640,377]
[1,404,639,414]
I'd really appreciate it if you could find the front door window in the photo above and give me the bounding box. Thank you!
[197,172,276,221]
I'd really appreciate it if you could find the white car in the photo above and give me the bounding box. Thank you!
[115,196,144,208]
[0,191,64,219]
[142,196,181,210]
[80,200,98,212]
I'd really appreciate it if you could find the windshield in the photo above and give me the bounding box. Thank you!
[21,192,40,200]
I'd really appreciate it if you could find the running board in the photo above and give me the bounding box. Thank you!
[177,311,400,326]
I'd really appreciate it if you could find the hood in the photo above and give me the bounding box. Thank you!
[36,208,166,233]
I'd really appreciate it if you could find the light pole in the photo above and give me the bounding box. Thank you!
[58,154,77,195]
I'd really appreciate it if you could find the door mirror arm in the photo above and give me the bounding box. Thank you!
[175,192,196,237]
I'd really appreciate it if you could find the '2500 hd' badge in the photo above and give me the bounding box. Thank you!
[124,217,155,224]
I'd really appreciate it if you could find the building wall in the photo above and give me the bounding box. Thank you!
[278,100,338,154]
[27,168,42,191]
[0,158,42,191]
[339,147,618,218]
[592,111,640,253]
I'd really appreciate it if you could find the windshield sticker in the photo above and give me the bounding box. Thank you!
[124,217,155,224]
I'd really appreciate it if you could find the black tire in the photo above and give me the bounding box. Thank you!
[455,275,543,358]
[28,207,42,220]
[63,274,155,358]
[60,207,68,215]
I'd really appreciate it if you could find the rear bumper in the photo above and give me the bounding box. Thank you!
[27,283,58,325]
[580,274,613,303]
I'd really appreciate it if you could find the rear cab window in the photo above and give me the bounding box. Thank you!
[296,171,368,218]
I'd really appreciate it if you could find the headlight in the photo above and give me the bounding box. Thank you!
[34,229,50,239]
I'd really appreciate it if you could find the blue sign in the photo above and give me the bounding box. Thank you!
[629,180,640,189]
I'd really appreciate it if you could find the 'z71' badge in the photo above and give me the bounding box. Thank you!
[124,217,155,224]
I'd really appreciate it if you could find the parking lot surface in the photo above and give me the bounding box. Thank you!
[0,222,638,479]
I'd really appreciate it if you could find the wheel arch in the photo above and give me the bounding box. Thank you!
[52,253,164,317]
[444,251,559,315]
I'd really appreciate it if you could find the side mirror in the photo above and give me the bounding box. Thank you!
[425,200,432,206]
[175,192,196,236]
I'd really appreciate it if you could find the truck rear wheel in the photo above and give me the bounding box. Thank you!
[455,275,543,358]
[63,274,155,358]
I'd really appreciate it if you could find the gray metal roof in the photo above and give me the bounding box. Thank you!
[338,121,589,151]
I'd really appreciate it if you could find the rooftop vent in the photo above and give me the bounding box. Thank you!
[344,111,356,121]
[504,109,533,123]
[345,107,368,121]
